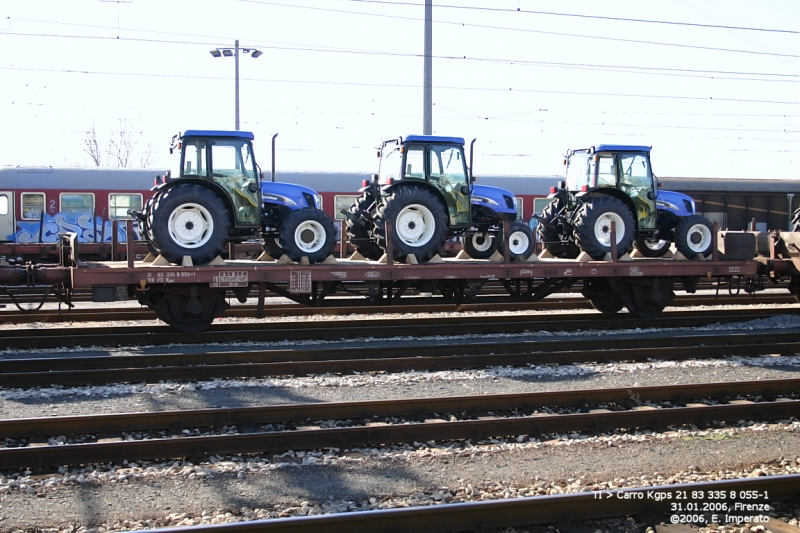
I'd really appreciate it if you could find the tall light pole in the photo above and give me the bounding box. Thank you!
[423,0,432,135]
[210,40,263,131]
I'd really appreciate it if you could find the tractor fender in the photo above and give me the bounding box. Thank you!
[382,181,449,214]
[576,189,639,230]
[151,179,244,229]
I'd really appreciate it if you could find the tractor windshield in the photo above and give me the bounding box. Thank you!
[565,151,591,190]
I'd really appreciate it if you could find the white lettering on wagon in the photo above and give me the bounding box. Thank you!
[629,266,644,277]
[563,268,573,276]
[520,269,533,276]
[728,266,741,273]
[290,271,312,293]
[211,271,249,287]
[331,272,347,279]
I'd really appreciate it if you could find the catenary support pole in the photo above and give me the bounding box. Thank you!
[423,0,432,135]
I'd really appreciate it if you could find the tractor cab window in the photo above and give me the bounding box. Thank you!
[209,140,260,226]
[403,145,425,180]
[182,141,207,178]
[619,154,651,189]
[595,155,616,188]
[565,151,591,190]
[429,144,470,226]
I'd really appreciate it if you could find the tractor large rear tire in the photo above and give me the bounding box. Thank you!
[537,201,579,259]
[574,195,635,260]
[674,215,713,259]
[345,192,383,260]
[279,208,336,263]
[149,184,230,265]
[374,187,448,263]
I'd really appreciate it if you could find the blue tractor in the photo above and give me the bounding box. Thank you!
[343,135,534,263]
[538,145,713,261]
[136,130,335,265]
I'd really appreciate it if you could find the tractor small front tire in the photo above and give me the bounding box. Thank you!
[279,208,337,263]
[633,238,671,258]
[499,222,536,260]
[375,187,448,263]
[149,185,229,265]
[574,195,635,260]
[462,232,497,259]
[674,215,713,259]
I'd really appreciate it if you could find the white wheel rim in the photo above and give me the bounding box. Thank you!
[646,240,668,251]
[395,204,436,246]
[685,223,712,253]
[294,220,326,254]
[470,232,494,252]
[594,212,625,247]
[508,230,530,255]
[167,203,213,248]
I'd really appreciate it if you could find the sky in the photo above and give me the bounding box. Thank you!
[0,0,798,179]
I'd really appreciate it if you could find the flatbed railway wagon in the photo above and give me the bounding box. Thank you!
[2,221,790,332]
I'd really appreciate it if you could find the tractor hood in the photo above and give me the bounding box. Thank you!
[262,181,321,210]
[657,190,695,217]
[472,184,517,215]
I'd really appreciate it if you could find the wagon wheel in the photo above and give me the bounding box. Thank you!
[150,289,228,333]
[581,278,624,315]
[620,279,675,319]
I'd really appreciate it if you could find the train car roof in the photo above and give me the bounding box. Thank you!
[659,177,800,194]
[182,130,255,140]
[0,167,163,190]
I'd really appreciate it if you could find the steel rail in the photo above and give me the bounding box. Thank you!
[1,306,798,350]
[140,476,800,533]
[0,293,791,324]
[1,332,798,388]
[2,378,797,439]
[1,380,797,471]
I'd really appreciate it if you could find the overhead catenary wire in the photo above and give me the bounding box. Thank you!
[238,0,799,58]
[345,0,800,34]
[1,65,797,106]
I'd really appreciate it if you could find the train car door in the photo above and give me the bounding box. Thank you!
[0,192,13,241]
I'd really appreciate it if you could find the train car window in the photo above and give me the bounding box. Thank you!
[60,193,95,217]
[21,192,45,220]
[0,195,7,216]
[109,193,143,220]
[334,195,358,220]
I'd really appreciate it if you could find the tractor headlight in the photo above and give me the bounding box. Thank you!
[263,194,297,206]
[315,194,323,209]
[473,196,499,206]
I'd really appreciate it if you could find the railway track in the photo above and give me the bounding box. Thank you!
[2,378,798,473]
[124,476,800,533]
[1,329,798,388]
[1,305,798,350]
[0,292,793,325]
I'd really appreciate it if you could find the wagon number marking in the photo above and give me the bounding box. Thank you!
[211,271,249,287]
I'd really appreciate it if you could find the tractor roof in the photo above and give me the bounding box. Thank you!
[404,135,465,145]
[593,144,651,153]
[182,130,255,140]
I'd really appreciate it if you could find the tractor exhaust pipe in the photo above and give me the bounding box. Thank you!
[469,138,476,182]
[271,133,279,182]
